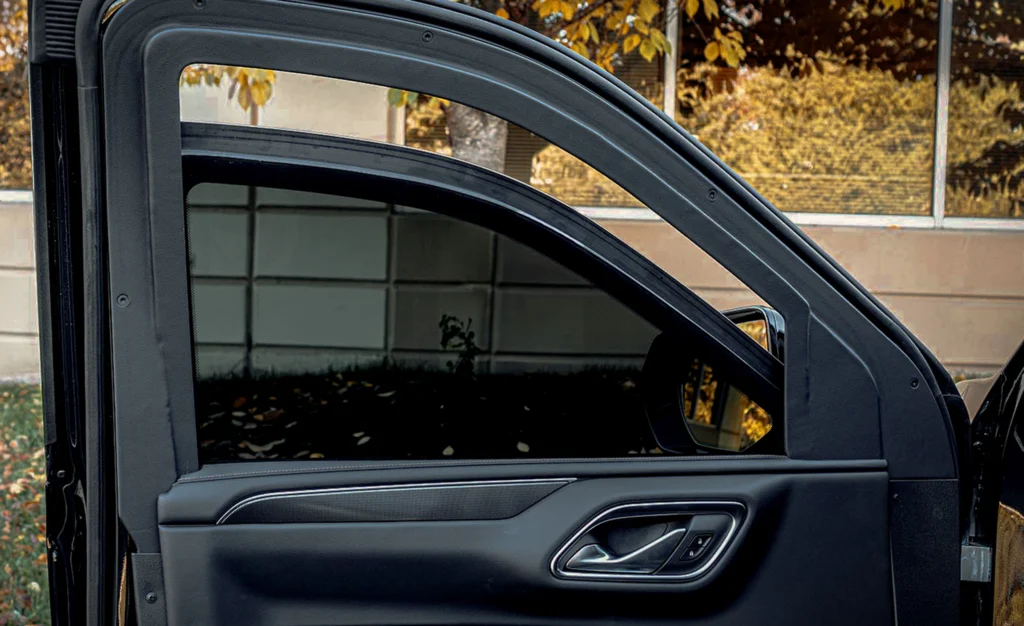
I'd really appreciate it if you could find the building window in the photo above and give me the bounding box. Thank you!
[673,3,939,216]
[946,1,1024,219]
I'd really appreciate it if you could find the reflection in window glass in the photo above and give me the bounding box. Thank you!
[187,183,669,462]
[681,317,772,452]
[674,3,939,216]
[947,3,1024,219]
[682,359,771,453]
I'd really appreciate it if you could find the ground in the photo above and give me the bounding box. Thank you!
[0,384,48,626]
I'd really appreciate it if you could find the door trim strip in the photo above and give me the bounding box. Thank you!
[216,477,576,524]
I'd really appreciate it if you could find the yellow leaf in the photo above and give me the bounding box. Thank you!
[722,40,739,67]
[537,0,559,18]
[251,81,272,107]
[637,0,659,23]
[496,7,510,18]
[588,20,600,43]
[650,28,668,52]
[571,41,590,58]
[623,33,641,54]
[560,0,576,19]
[634,19,649,35]
[639,38,656,61]
[704,41,720,62]
[237,82,253,111]
[685,0,699,18]
[703,0,719,20]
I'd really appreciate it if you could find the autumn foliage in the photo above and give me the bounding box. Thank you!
[0,0,30,189]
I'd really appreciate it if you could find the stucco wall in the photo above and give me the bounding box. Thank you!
[604,221,1024,374]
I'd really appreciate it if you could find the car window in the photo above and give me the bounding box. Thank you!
[186,182,776,462]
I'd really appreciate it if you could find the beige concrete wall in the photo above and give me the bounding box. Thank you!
[604,221,1024,375]
[0,202,39,378]
[179,72,390,141]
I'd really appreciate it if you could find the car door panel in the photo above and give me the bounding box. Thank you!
[157,463,890,626]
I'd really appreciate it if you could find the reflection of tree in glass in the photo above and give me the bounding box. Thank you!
[684,318,772,449]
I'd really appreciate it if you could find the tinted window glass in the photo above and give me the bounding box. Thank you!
[186,184,774,462]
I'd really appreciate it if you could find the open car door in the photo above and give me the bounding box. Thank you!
[28,0,977,624]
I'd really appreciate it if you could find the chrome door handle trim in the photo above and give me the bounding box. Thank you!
[564,528,688,574]
[550,500,745,582]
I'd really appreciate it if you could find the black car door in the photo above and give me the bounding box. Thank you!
[29,0,967,624]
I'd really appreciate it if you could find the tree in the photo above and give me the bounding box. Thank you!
[0,0,31,190]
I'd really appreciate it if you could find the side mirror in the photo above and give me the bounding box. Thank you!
[643,306,784,454]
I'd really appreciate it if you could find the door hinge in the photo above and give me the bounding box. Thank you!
[960,544,992,583]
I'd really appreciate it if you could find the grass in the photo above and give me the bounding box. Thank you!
[0,384,49,626]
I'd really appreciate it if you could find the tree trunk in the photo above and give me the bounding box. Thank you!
[445,102,508,172]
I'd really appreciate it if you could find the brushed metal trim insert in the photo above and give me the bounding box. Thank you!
[217,477,575,524]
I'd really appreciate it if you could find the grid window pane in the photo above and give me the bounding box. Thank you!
[946,2,1024,219]
[673,3,940,216]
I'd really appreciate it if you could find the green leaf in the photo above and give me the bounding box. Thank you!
[387,88,405,107]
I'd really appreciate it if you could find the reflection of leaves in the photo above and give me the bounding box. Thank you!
[439,314,483,376]
[195,367,658,463]
[242,439,286,453]
[736,320,769,351]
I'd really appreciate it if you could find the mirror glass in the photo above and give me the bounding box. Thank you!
[681,317,773,452]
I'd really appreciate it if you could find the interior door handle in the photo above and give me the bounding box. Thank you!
[551,501,746,581]
[564,528,688,574]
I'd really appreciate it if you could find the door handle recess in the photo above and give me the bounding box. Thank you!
[565,528,688,574]
[551,501,745,582]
